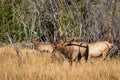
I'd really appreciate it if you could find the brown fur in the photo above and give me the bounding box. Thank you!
[31,38,55,56]
[88,41,113,60]
[55,40,88,65]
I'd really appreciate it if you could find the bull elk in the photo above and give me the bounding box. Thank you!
[88,41,113,60]
[31,38,55,57]
[55,40,89,65]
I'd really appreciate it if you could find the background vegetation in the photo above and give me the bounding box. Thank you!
[0,0,120,56]
[0,0,120,80]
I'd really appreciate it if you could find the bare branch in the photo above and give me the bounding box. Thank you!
[6,33,21,60]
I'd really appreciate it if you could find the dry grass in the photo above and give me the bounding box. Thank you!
[0,45,120,80]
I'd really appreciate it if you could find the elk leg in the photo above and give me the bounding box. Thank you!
[78,53,81,63]
[51,50,55,57]
[102,54,107,61]
[85,45,89,62]
[69,59,73,65]
[38,50,43,57]
[85,54,88,62]
[50,51,55,62]
[71,56,78,66]
[88,56,93,64]
[102,50,109,60]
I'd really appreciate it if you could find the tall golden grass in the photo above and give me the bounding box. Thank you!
[0,45,120,80]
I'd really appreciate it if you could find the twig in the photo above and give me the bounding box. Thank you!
[6,33,21,60]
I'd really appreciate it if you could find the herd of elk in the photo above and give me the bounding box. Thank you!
[31,38,113,65]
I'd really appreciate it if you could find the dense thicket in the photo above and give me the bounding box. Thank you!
[0,0,119,55]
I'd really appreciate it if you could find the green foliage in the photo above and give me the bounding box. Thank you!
[0,0,25,43]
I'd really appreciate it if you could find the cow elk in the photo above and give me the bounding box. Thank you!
[88,41,113,60]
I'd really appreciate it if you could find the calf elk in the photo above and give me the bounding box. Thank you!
[31,38,55,57]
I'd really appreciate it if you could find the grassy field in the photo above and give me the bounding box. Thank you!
[0,45,120,80]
